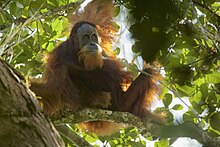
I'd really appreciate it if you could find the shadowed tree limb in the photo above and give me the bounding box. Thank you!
[52,108,220,147]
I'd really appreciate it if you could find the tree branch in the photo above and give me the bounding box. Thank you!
[52,108,153,138]
[52,108,220,146]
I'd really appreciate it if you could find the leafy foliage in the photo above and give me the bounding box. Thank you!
[0,0,220,146]
[0,0,74,76]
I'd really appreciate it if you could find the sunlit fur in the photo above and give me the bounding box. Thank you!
[78,45,104,71]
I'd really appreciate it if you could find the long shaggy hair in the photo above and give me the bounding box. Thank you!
[78,45,104,70]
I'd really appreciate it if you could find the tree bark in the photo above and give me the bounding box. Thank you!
[0,59,64,147]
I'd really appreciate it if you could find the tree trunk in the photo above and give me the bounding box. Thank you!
[0,60,64,147]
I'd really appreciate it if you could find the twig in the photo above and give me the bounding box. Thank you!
[192,0,220,20]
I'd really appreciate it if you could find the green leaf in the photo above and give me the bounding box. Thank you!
[10,2,17,15]
[210,112,220,132]
[132,42,140,53]
[113,22,120,31]
[200,83,208,100]
[172,104,183,110]
[198,15,205,25]
[114,6,120,17]
[16,2,24,8]
[84,134,97,143]
[152,27,160,33]
[163,93,172,108]
[16,8,23,18]
[207,90,217,104]
[48,0,59,7]
[44,41,55,52]
[205,72,220,84]
[183,111,196,122]
[44,23,53,34]
[177,85,195,97]
[192,91,202,103]
[0,13,6,24]
[141,140,146,146]
[18,0,30,7]
[154,139,169,147]
[109,139,119,146]
[114,47,120,55]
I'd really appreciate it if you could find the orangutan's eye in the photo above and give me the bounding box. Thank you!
[91,34,98,43]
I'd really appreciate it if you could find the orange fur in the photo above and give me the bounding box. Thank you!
[142,66,162,108]
[78,46,104,71]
